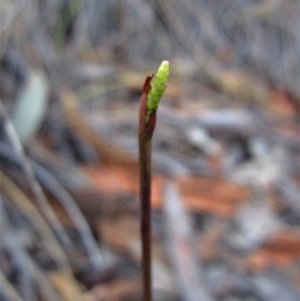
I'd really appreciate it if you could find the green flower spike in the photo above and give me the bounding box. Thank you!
[138,60,169,301]
[147,60,169,115]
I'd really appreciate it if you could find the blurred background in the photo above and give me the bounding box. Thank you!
[0,0,300,300]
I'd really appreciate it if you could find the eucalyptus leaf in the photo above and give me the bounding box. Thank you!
[11,70,49,145]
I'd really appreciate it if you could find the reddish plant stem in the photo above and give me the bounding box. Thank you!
[139,137,152,301]
[139,75,155,301]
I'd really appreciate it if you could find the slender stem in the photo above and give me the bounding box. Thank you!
[139,75,154,301]
[139,137,152,301]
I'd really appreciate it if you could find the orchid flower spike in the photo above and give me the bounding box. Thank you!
[146,61,169,116]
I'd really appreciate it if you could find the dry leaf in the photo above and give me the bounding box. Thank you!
[246,229,300,270]
[85,164,248,217]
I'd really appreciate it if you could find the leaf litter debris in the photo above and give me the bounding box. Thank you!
[1,1,300,300]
